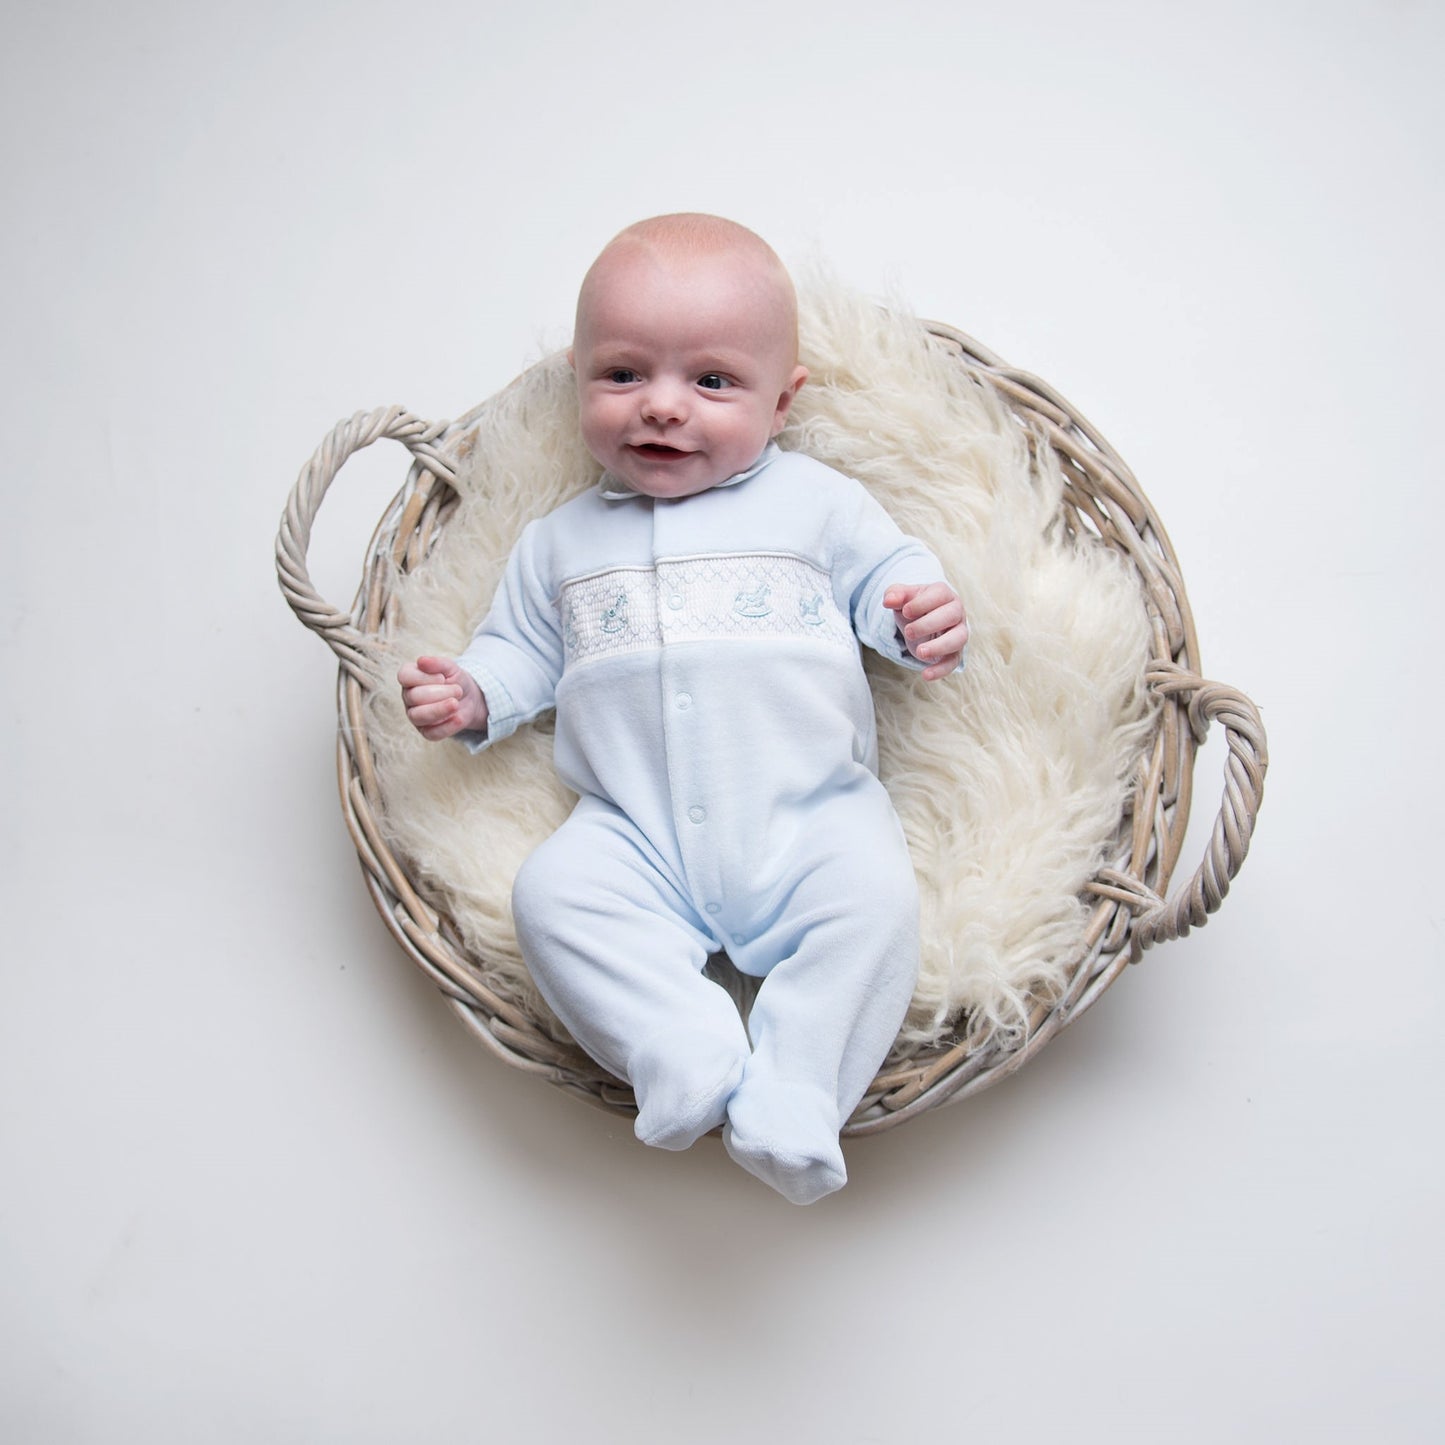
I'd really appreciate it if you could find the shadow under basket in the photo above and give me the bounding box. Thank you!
[276,322,1268,1137]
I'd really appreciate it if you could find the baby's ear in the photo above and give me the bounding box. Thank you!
[566,346,576,371]
[771,365,809,434]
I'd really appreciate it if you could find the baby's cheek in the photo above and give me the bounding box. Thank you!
[580,392,624,434]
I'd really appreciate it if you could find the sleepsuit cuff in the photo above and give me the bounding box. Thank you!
[453,659,520,754]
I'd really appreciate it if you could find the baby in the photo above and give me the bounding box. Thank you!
[399,214,967,1203]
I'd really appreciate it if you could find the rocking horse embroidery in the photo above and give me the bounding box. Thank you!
[733,583,772,619]
[600,591,630,634]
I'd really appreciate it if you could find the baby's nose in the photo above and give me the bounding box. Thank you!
[641,379,688,425]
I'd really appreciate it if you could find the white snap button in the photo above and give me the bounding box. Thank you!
[687,806,707,824]
[705,903,721,915]
[675,692,692,709]
[668,594,685,610]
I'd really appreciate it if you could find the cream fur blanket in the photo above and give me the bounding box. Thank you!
[365,281,1156,1056]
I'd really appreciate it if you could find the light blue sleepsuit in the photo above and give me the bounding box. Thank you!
[456,444,951,1203]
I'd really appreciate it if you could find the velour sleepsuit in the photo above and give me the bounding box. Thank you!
[456,444,951,1203]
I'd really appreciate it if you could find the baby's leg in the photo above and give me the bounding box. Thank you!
[723,810,919,1204]
[512,800,750,1151]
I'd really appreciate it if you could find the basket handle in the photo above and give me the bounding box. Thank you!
[1125,663,1269,955]
[275,405,456,674]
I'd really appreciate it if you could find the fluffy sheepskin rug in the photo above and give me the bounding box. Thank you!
[364,279,1156,1059]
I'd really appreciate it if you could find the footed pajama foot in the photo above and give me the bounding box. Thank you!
[632,1033,748,1152]
[722,1080,847,1205]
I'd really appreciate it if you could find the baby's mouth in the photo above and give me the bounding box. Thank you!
[630,443,692,460]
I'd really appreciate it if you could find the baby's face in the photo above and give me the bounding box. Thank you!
[571,245,807,499]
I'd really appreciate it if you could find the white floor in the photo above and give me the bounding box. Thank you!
[4,3,1441,1441]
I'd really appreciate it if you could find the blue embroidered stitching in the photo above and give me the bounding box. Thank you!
[600,591,630,634]
[733,584,772,619]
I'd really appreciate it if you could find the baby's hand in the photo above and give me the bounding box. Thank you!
[397,656,489,741]
[884,583,969,681]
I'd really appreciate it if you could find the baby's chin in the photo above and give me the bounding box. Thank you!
[613,447,730,499]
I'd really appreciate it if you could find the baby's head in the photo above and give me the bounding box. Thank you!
[569,213,808,499]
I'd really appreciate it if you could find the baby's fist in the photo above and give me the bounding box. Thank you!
[885,583,969,681]
[398,656,488,740]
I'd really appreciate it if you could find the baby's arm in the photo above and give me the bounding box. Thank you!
[884,582,969,681]
[397,655,489,741]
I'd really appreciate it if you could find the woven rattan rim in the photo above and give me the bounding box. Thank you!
[276,322,1268,1135]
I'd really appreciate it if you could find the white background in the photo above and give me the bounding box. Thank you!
[3,1,1441,1440]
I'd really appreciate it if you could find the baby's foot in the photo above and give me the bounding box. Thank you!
[632,1034,748,1152]
[723,1080,846,1205]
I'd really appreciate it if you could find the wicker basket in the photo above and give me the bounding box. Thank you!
[275,322,1267,1135]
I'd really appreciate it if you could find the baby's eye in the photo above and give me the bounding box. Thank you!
[697,373,733,391]
[607,369,640,385]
